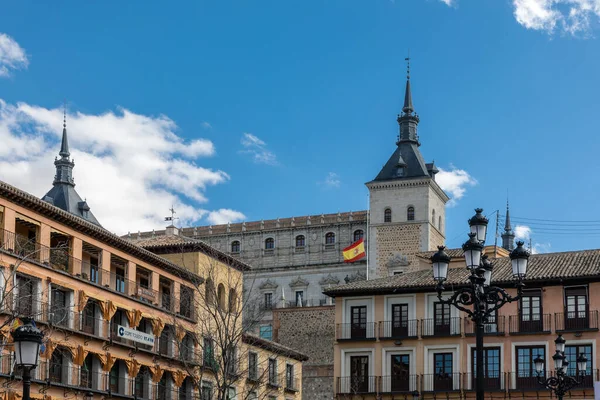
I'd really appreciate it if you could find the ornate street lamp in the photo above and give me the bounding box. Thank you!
[11,318,43,400]
[83,391,94,400]
[431,208,530,400]
[534,334,588,400]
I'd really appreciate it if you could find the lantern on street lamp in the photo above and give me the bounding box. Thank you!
[509,241,530,279]
[431,246,451,283]
[534,356,545,375]
[468,208,488,243]
[11,318,43,400]
[462,233,484,271]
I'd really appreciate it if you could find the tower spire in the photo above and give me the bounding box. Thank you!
[501,198,515,251]
[397,55,420,145]
[402,56,414,114]
[59,100,70,158]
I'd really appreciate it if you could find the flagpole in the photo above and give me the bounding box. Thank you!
[366,192,370,281]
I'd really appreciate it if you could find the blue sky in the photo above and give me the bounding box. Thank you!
[1,0,600,253]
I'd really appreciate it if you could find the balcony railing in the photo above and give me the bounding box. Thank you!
[506,370,599,390]
[462,372,505,391]
[464,315,505,336]
[39,362,84,386]
[508,314,552,335]
[81,260,103,285]
[421,317,461,337]
[80,312,109,338]
[379,320,418,339]
[380,375,419,393]
[336,376,378,394]
[336,323,377,341]
[555,310,599,332]
[421,373,461,392]
[108,375,135,396]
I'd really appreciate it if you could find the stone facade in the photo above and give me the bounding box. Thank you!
[273,306,336,400]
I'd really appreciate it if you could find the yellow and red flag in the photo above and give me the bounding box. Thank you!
[343,238,366,263]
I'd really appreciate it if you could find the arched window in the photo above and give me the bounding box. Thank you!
[439,216,442,231]
[217,283,226,310]
[384,208,392,223]
[295,235,305,248]
[231,241,240,253]
[432,209,436,224]
[229,288,237,313]
[265,238,275,250]
[136,366,152,399]
[353,230,364,242]
[407,206,415,221]
[206,278,215,305]
[325,232,335,244]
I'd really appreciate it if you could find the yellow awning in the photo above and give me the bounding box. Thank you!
[50,227,68,236]
[15,213,40,226]
[0,205,4,213]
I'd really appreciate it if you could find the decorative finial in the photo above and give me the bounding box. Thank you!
[63,99,67,129]
[405,50,410,81]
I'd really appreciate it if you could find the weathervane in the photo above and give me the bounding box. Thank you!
[165,205,179,225]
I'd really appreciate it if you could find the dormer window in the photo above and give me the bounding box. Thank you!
[384,208,392,223]
[396,167,404,177]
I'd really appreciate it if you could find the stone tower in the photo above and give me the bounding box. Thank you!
[501,200,515,251]
[366,67,449,278]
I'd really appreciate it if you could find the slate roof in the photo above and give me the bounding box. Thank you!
[372,142,431,181]
[323,249,600,297]
[43,184,101,225]
[242,333,309,362]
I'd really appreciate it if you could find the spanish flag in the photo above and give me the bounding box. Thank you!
[343,238,366,263]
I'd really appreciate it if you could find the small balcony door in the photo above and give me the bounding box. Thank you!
[434,353,453,391]
[350,306,367,339]
[434,302,451,335]
[51,287,68,327]
[391,304,409,338]
[565,287,588,330]
[516,346,545,389]
[471,347,501,390]
[390,354,410,392]
[519,290,542,332]
[350,356,369,393]
[81,301,96,335]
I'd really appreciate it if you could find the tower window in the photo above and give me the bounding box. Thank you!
[439,216,442,230]
[231,241,240,253]
[432,209,436,224]
[353,230,364,242]
[407,206,415,221]
[295,235,305,248]
[384,208,392,223]
[265,238,275,250]
[325,232,335,245]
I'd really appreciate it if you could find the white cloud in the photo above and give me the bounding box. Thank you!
[514,224,551,254]
[319,172,341,188]
[0,99,245,234]
[513,0,600,35]
[439,0,454,5]
[207,209,246,225]
[0,33,28,77]
[201,121,212,130]
[515,224,533,239]
[240,133,277,165]
[436,167,477,206]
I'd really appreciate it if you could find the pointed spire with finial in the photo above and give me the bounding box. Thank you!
[501,198,516,251]
[59,100,70,159]
[402,56,414,114]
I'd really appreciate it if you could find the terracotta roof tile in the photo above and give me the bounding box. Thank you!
[324,249,600,296]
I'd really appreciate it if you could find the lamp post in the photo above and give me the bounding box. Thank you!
[431,208,530,400]
[533,334,588,400]
[11,318,43,400]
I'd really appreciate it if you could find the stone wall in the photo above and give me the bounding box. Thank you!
[273,306,335,400]
[375,223,422,276]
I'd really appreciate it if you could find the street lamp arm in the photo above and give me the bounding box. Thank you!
[482,285,523,318]
[537,373,586,398]
[436,287,478,318]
